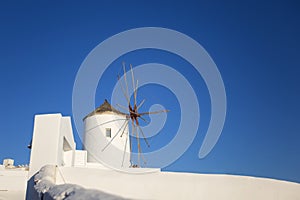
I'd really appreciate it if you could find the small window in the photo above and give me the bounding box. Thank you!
[106,128,111,138]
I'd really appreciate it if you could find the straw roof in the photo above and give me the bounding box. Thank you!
[83,99,127,120]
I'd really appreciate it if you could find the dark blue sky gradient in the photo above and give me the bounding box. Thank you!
[0,1,299,183]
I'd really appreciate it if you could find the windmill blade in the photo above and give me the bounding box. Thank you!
[121,123,129,167]
[130,64,137,107]
[128,110,139,115]
[138,116,149,123]
[136,130,147,166]
[138,144,147,166]
[137,125,150,147]
[130,120,135,157]
[101,119,128,152]
[129,134,132,166]
[118,75,130,104]
[137,99,145,110]
[124,107,140,116]
[134,124,141,167]
[134,79,139,109]
[123,62,130,105]
[120,120,129,137]
[140,109,170,116]
[116,103,129,113]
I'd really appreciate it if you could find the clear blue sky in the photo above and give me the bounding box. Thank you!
[0,1,299,183]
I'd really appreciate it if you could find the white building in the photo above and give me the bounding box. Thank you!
[83,99,131,169]
[0,160,28,200]
[1,100,300,199]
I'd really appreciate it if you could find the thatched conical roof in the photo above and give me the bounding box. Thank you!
[83,99,127,120]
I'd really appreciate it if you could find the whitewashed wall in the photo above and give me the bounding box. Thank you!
[83,113,130,168]
[32,165,125,200]
[26,113,300,200]
[0,169,28,200]
[57,166,300,200]
[28,114,76,179]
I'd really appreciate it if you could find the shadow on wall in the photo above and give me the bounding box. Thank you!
[26,165,127,200]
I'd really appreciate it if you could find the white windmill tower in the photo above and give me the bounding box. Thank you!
[83,64,169,168]
[83,99,131,168]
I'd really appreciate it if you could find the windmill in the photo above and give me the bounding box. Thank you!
[116,63,169,167]
[83,63,169,168]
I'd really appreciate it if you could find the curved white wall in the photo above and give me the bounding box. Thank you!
[83,112,130,168]
[57,166,300,200]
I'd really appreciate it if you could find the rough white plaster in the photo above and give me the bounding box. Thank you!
[33,165,127,200]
